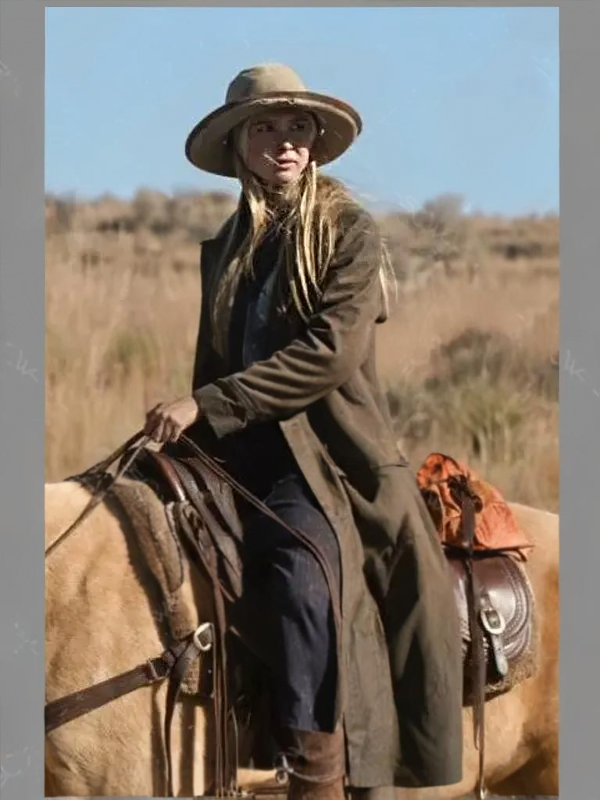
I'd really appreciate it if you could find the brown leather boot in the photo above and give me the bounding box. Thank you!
[275,726,346,800]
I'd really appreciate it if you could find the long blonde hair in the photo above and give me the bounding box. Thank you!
[209,130,394,358]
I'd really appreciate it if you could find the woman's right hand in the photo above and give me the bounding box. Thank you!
[143,396,201,444]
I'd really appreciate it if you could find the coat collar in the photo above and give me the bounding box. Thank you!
[200,201,391,361]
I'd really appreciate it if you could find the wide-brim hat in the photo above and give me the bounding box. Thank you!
[185,63,362,177]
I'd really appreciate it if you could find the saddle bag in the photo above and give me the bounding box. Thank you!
[416,452,538,705]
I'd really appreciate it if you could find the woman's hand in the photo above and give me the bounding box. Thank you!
[143,396,201,444]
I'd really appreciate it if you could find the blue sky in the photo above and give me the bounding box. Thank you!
[45,6,559,216]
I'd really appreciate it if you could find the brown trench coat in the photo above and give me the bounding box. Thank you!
[185,205,464,789]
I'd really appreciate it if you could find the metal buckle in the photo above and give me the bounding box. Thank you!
[480,605,506,636]
[192,622,214,652]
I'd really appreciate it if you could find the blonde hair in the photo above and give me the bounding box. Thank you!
[209,124,395,358]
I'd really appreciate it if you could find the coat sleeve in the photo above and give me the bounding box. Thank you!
[192,210,385,439]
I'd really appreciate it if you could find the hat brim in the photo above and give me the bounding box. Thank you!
[185,91,362,177]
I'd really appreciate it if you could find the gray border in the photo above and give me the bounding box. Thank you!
[1,2,45,800]
[0,3,595,800]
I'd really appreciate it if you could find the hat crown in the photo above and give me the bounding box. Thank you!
[226,63,307,104]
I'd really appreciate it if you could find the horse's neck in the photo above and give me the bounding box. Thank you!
[45,479,165,677]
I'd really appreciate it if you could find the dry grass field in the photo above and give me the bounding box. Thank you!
[45,189,559,512]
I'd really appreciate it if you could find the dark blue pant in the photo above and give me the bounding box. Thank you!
[241,471,341,733]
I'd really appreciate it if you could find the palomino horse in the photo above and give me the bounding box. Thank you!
[45,478,559,798]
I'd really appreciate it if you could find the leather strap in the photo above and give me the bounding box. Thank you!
[173,501,236,795]
[47,433,151,558]
[151,450,188,502]
[178,434,341,636]
[46,632,212,796]
[182,455,244,541]
[461,489,487,800]
[45,640,189,734]
[164,625,214,796]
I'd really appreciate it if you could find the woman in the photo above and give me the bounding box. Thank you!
[144,64,463,800]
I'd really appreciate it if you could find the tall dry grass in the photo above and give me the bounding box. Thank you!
[378,278,558,511]
[45,191,559,512]
[46,229,201,477]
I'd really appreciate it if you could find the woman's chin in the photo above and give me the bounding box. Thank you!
[271,173,297,184]
[273,172,304,189]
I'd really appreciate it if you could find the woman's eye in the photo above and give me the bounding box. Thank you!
[252,123,271,135]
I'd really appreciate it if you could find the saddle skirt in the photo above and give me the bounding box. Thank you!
[107,474,220,697]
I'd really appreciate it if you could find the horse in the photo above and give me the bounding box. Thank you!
[44,477,559,798]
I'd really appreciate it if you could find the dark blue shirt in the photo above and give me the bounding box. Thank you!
[224,224,298,498]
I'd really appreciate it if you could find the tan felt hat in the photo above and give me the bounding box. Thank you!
[185,63,362,177]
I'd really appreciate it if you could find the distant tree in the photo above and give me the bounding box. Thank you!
[132,188,171,235]
[409,193,482,282]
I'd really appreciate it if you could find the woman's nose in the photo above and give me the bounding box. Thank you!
[276,133,295,149]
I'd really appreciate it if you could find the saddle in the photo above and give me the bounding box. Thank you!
[416,452,538,704]
[123,445,246,605]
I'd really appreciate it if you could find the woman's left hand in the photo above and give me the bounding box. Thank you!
[143,396,201,444]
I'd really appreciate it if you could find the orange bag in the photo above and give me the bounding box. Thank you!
[416,452,534,559]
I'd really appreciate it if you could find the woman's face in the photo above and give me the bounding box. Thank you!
[239,108,319,188]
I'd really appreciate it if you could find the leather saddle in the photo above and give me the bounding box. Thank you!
[122,445,246,605]
[119,443,294,676]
